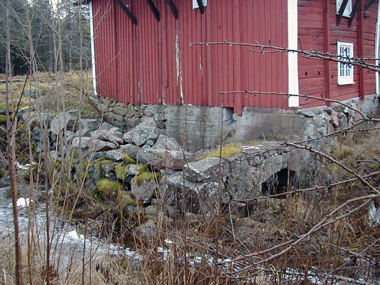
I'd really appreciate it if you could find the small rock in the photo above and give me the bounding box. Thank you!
[131,172,160,202]
[145,205,158,216]
[297,110,316,117]
[324,108,332,115]
[23,88,38,99]
[72,137,92,148]
[131,122,158,146]
[100,161,115,174]
[105,149,125,161]
[143,105,158,117]
[99,122,114,130]
[134,219,156,238]
[152,135,182,151]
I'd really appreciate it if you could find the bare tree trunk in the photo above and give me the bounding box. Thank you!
[26,6,35,284]
[5,0,22,284]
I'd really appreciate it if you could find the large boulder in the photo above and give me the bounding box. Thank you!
[165,172,229,214]
[183,157,229,182]
[137,135,197,170]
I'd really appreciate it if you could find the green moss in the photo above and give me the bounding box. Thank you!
[31,142,38,151]
[115,191,136,210]
[70,148,79,160]
[16,121,27,133]
[77,157,107,181]
[134,171,161,187]
[0,168,7,178]
[95,179,122,200]
[115,163,127,181]
[51,158,62,171]
[136,164,148,173]
[100,160,113,166]
[122,154,136,164]
[0,104,6,111]
[201,143,242,160]
[86,157,106,171]
[0,115,6,124]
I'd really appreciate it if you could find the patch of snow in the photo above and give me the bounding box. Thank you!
[8,198,31,208]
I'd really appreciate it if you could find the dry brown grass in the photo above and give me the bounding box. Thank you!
[0,70,99,118]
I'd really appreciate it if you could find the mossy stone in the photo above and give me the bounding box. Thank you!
[135,171,161,187]
[0,115,6,124]
[115,191,136,211]
[83,157,107,181]
[99,159,113,166]
[136,164,148,173]
[95,179,122,200]
[115,163,127,181]
[16,121,27,133]
[122,154,136,164]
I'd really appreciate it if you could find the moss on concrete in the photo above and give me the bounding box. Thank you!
[201,143,242,160]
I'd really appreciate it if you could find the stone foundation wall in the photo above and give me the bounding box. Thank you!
[95,95,379,152]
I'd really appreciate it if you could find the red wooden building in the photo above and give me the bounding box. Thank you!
[88,0,379,115]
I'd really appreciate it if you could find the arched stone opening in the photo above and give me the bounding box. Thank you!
[262,168,296,196]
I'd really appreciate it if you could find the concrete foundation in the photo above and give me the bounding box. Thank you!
[96,95,379,152]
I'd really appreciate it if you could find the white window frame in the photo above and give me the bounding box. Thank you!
[337,41,354,85]
[336,0,352,18]
[193,0,207,9]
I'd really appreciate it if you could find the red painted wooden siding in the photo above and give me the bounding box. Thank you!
[92,0,377,112]
[92,0,288,114]
[298,0,377,108]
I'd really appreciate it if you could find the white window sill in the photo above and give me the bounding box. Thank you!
[338,81,355,86]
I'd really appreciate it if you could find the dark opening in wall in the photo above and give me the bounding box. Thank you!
[262,168,296,196]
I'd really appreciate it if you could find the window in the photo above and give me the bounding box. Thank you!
[336,0,352,17]
[192,0,207,9]
[337,41,354,85]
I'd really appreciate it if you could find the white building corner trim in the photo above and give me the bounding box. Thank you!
[375,1,380,96]
[288,0,299,107]
[90,1,98,96]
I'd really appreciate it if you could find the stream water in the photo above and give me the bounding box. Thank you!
[1,183,378,284]
[0,184,140,280]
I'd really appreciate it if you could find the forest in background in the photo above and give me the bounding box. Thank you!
[0,0,91,75]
